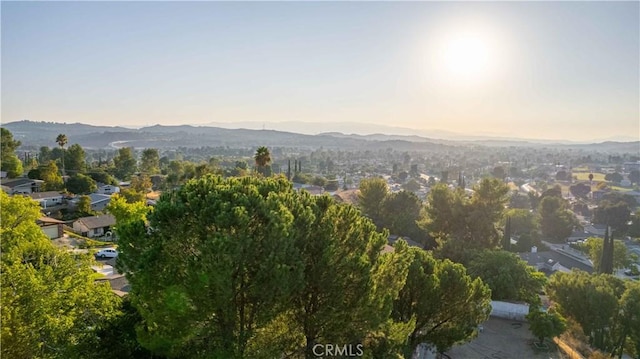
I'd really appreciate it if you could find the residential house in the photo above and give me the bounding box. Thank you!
[73,214,116,238]
[96,184,120,195]
[27,191,64,209]
[37,216,65,239]
[0,178,44,194]
[89,193,111,212]
[519,249,593,275]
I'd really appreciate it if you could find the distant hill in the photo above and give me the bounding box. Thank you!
[2,120,638,153]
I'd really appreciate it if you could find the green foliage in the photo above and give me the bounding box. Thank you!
[422,178,510,254]
[569,182,591,199]
[66,173,97,195]
[581,237,630,272]
[527,307,567,344]
[392,247,492,354]
[539,196,577,242]
[254,146,271,176]
[1,128,24,177]
[403,178,421,192]
[64,143,86,173]
[547,271,629,353]
[107,194,151,225]
[468,250,546,304]
[273,193,410,357]
[358,177,389,226]
[503,208,539,237]
[77,195,95,217]
[87,170,119,186]
[119,188,146,203]
[73,297,159,359]
[117,176,302,357]
[113,147,137,180]
[140,148,160,174]
[40,160,64,191]
[0,192,120,358]
[381,190,424,241]
[593,198,633,237]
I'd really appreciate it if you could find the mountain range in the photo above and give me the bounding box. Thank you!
[2,120,639,153]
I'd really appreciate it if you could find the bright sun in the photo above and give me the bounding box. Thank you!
[440,33,493,81]
[422,21,505,90]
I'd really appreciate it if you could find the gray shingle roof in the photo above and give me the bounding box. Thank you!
[75,214,116,229]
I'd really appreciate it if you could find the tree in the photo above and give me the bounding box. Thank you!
[266,193,410,358]
[539,196,577,242]
[0,192,120,358]
[569,182,591,199]
[509,192,531,209]
[358,177,389,226]
[40,160,64,191]
[556,170,569,181]
[605,172,623,184]
[140,148,160,174]
[1,128,23,178]
[56,133,68,178]
[503,208,539,237]
[403,178,421,192]
[113,147,137,180]
[468,250,546,304]
[76,194,95,216]
[87,170,118,186]
[526,308,567,345]
[391,247,492,354]
[502,217,512,250]
[593,198,633,237]
[64,143,86,174]
[581,236,630,273]
[254,146,271,176]
[116,176,304,358]
[66,173,97,195]
[619,281,640,359]
[381,190,424,241]
[547,271,627,352]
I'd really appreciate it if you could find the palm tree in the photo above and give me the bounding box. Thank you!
[56,134,68,179]
[254,146,271,176]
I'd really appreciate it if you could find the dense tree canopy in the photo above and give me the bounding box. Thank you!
[422,179,510,256]
[581,237,631,272]
[1,192,120,358]
[539,196,577,242]
[358,177,389,226]
[1,128,23,177]
[547,271,634,355]
[140,148,160,174]
[468,250,546,305]
[66,173,97,195]
[391,247,491,354]
[113,147,137,180]
[64,143,86,174]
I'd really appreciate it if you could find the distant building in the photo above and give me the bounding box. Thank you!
[0,178,44,194]
[73,214,116,238]
[96,184,120,195]
[37,216,65,239]
[27,191,64,209]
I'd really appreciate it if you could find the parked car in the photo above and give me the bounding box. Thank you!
[95,248,118,259]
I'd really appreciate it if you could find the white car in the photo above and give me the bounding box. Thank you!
[95,248,118,259]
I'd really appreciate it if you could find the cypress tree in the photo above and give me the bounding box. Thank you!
[502,217,511,251]
[599,226,613,274]
[287,159,291,181]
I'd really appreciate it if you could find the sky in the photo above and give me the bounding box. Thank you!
[2,1,639,142]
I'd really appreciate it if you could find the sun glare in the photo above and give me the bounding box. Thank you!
[440,33,493,81]
[421,19,508,90]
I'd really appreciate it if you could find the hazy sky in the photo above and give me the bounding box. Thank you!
[2,1,639,141]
